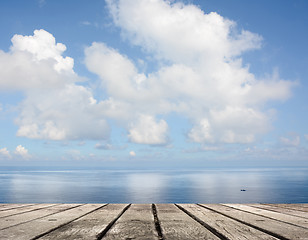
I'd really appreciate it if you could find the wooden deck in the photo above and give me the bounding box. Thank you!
[0,204,308,239]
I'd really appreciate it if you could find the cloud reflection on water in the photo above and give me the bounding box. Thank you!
[126,173,168,203]
[186,171,270,203]
[1,168,308,203]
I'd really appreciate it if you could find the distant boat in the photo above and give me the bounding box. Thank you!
[240,189,246,191]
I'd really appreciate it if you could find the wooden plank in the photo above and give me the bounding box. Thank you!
[0,204,104,240]
[200,204,308,240]
[102,204,159,240]
[248,204,308,219]
[224,204,308,229]
[0,204,57,218]
[0,204,81,230]
[156,204,220,240]
[0,204,36,211]
[265,204,308,212]
[178,204,279,240]
[37,204,128,240]
[275,204,308,208]
[0,204,307,240]
[0,204,10,209]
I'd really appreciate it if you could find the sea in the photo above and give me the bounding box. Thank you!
[0,167,308,203]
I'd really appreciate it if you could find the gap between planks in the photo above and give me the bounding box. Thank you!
[0,204,307,240]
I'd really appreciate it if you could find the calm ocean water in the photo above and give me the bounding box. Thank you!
[0,167,307,203]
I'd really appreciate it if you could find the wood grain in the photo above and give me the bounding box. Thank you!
[156,204,220,240]
[249,204,308,219]
[102,204,159,240]
[0,204,36,211]
[0,204,81,230]
[38,204,129,240]
[0,204,307,240]
[200,204,308,240]
[224,204,308,228]
[0,204,102,240]
[179,204,279,240]
[265,204,308,212]
[0,204,57,218]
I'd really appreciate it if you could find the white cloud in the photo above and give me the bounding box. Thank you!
[107,0,262,63]
[280,134,301,147]
[15,84,110,141]
[95,142,113,150]
[305,135,308,141]
[0,29,80,90]
[129,151,136,157]
[14,145,30,159]
[128,115,168,145]
[81,21,91,26]
[80,21,99,28]
[208,106,269,143]
[84,0,295,144]
[188,119,213,143]
[85,42,147,101]
[10,29,73,73]
[0,30,110,141]
[0,0,297,145]
[0,148,11,158]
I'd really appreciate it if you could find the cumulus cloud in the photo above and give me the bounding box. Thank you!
[0,0,297,145]
[11,29,73,73]
[0,30,110,141]
[128,115,168,144]
[189,107,270,144]
[0,148,11,158]
[0,29,80,90]
[107,0,262,63]
[129,151,136,157]
[188,119,212,143]
[95,142,113,150]
[15,85,109,140]
[84,0,295,144]
[280,134,301,147]
[14,145,30,159]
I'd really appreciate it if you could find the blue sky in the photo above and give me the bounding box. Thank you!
[0,0,308,168]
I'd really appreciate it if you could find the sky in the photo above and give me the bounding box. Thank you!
[0,0,308,169]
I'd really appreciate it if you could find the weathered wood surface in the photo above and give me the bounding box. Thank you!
[249,203,308,219]
[156,204,219,240]
[0,204,57,218]
[178,204,279,240]
[102,204,158,240]
[224,204,308,228]
[0,204,37,211]
[0,204,81,230]
[0,204,307,240]
[266,204,308,212]
[0,204,101,240]
[38,204,126,240]
[200,204,308,240]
